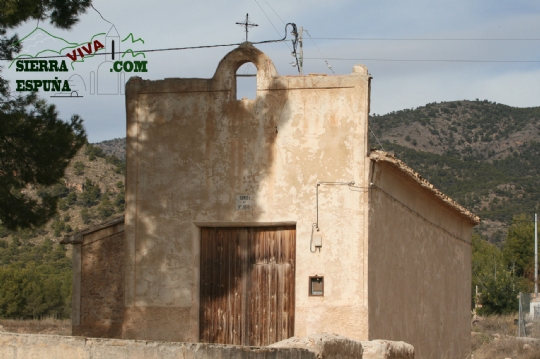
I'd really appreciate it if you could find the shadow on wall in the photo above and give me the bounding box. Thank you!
[78,230,125,338]
[125,43,298,343]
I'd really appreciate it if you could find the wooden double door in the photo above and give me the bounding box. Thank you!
[200,226,296,346]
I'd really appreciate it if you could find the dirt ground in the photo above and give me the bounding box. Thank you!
[469,314,540,359]
[0,318,70,336]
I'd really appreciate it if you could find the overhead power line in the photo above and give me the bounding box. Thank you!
[308,37,540,41]
[0,43,246,61]
[304,29,334,74]
[304,57,540,63]
[254,0,292,53]
[0,23,300,62]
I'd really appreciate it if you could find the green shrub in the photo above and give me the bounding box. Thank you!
[84,144,105,161]
[79,178,101,207]
[73,161,85,175]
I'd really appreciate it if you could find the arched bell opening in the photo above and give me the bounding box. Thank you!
[235,62,257,100]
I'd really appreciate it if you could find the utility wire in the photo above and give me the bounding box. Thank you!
[368,126,385,151]
[261,2,335,74]
[311,181,360,253]
[0,23,300,62]
[254,0,292,53]
[5,37,535,64]
[304,57,540,63]
[308,37,540,41]
[304,29,334,74]
[90,4,113,26]
[265,1,286,24]
[263,1,304,70]
[1,43,247,60]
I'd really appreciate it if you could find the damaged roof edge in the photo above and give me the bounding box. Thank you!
[369,150,480,225]
[60,215,125,245]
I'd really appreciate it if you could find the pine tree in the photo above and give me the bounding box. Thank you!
[472,233,524,315]
[79,178,101,207]
[97,192,115,219]
[0,0,91,230]
[503,214,536,279]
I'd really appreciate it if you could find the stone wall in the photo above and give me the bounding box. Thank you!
[0,333,315,359]
[76,229,125,338]
[64,218,126,338]
[0,332,414,359]
[269,333,414,359]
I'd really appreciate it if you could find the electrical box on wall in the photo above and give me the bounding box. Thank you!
[309,276,324,296]
[313,233,322,248]
[311,230,323,252]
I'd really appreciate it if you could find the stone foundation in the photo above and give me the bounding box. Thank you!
[0,332,414,359]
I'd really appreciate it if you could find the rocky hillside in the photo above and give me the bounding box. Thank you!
[369,100,540,244]
[0,144,125,246]
[370,100,540,159]
[95,137,126,160]
[0,143,127,319]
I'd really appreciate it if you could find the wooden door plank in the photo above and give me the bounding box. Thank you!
[240,228,249,346]
[287,228,296,338]
[261,257,268,346]
[216,228,225,344]
[199,228,209,342]
[210,228,218,343]
[249,264,261,345]
[230,228,239,345]
[269,263,278,344]
[222,228,230,344]
[268,228,276,264]
[220,228,229,344]
[276,229,285,341]
[201,226,296,346]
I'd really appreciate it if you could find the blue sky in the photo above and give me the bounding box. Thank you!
[3,0,540,142]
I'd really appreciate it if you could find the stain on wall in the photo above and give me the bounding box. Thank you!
[124,43,372,342]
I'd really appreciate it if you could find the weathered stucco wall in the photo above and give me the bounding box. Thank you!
[65,218,125,338]
[124,43,372,342]
[367,156,476,359]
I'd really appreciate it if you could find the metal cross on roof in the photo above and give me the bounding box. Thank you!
[236,13,258,42]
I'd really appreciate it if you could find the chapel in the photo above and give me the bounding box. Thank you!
[63,43,479,359]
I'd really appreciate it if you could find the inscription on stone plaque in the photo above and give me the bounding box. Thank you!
[236,194,254,210]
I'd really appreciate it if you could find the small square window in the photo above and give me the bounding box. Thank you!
[309,276,324,296]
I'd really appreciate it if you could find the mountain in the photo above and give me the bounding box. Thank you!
[95,137,126,161]
[0,144,126,318]
[369,99,540,244]
[0,144,125,246]
[88,100,540,245]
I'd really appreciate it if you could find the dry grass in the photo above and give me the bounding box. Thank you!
[472,314,518,337]
[468,314,540,359]
[468,337,540,359]
[0,317,70,335]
